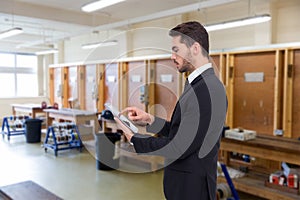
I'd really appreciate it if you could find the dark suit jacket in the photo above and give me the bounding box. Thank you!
[131,68,227,200]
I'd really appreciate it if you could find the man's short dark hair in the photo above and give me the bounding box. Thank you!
[169,21,209,58]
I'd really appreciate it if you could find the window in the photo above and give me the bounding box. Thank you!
[0,52,38,97]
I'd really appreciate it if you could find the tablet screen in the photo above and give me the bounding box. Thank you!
[104,103,138,133]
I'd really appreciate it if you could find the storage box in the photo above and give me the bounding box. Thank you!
[269,171,285,185]
[287,174,298,189]
[225,128,256,141]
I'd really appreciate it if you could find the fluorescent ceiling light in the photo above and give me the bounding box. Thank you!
[205,14,271,32]
[82,0,126,12]
[35,49,58,55]
[0,27,23,40]
[81,40,118,49]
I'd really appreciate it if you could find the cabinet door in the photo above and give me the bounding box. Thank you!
[68,66,78,108]
[127,61,147,111]
[104,63,119,107]
[292,50,300,138]
[53,67,62,107]
[233,52,276,135]
[155,59,179,121]
[85,64,97,112]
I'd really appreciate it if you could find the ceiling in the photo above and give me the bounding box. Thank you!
[0,0,239,53]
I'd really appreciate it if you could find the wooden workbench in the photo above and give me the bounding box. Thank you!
[11,104,44,118]
[43,108,100,133]
[219,135,300,200]
[221,135,300,166]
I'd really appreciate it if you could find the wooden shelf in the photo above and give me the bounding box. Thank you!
[220,135,300,199]
[218,176,300,200]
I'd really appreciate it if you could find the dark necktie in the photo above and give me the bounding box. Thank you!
[184,78,189,92]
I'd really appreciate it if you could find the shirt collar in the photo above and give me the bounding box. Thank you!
[188,63,212,84]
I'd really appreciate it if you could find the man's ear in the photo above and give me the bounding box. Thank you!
[192,42,201,55]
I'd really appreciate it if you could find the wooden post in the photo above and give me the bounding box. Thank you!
[62,67,69,108]
[220,53,227,84]
[147,60,156,115]
[119,62,128,110]
[226,54,234,128]
[49,68,54,105]
[282,49,294,138]
[78,65,86,110]
[97,64,105,112]
[273,50,284,134]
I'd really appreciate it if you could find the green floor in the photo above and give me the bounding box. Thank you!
[0,135,264,200]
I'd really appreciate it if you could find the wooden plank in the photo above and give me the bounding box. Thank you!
[97,64,105,112]
[49,68,54,105]
[62,67,69,108]
[226,54,234,128]
[78,65,86,110]
[273,50,284,133]
[147,60,155,115]
[283,49,294,138]
[119,62,128,110]
[220,137,300,165]
[220,54,226,84]
[218,176,300,200]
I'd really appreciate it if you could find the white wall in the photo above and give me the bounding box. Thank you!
[273,0,300,43]
[0,97,49,126]
[63,29,127,63]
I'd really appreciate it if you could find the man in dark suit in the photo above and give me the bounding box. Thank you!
[115,21,227,200]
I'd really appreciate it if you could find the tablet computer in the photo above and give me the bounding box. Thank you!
[104,103,138,133]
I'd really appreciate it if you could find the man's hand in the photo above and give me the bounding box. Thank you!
[120,106,154,126]
[114,117,134,142]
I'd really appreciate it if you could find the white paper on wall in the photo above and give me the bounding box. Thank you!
[160,74,173,82]
[131,75,142,82]
[107,76,116,82]
[244,72,264,82]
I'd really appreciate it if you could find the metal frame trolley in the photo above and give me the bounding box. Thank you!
[44,122,83,156]
[1,115,29,140]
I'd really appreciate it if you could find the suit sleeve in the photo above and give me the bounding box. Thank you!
[146,117,171,137]
[131,116,172,153]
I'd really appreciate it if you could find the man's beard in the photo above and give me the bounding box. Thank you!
[178,51,193,73]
